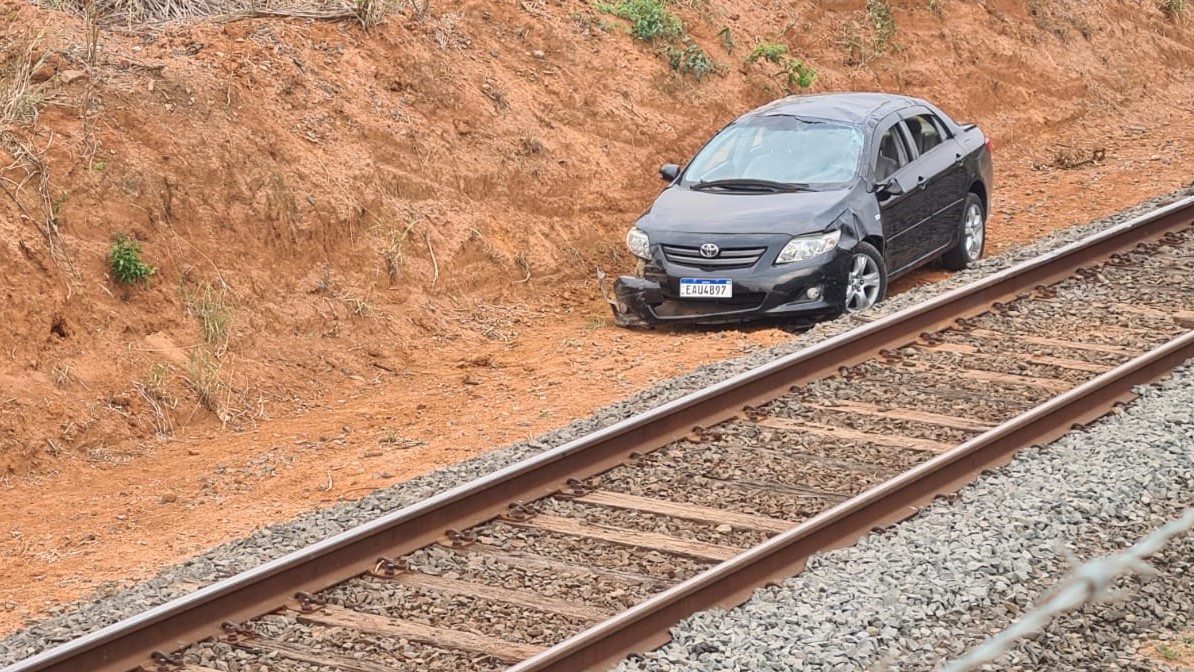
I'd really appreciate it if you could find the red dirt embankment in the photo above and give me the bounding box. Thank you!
[0,0,1191,631]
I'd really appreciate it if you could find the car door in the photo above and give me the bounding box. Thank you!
[874,118,934,273]
[903,110,969,255]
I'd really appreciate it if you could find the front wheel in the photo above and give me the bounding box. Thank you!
[941,193,985,271]
[842,242,887,314]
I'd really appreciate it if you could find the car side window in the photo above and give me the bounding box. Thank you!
[874,125,909,181]
[904,114,944,156]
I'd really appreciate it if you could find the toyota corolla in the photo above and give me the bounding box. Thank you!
[602,92,993,327]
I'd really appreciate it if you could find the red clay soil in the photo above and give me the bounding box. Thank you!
[1,0,1192,631]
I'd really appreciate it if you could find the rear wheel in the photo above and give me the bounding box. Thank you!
[843,242,887,314]
[941,193,985,271]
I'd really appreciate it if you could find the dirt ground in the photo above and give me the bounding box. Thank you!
[1,0,1192,632]
[1146,636,1194,671]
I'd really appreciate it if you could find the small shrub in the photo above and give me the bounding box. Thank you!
[746,41,787,64]
[780,58,818,90]
[1163,0,1186,16]
[662,43,718,80]
[595,0,682,42]
[745,40,817,92]
[108,233,155,284]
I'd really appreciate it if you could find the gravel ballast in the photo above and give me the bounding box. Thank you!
[613,363,1194,672]
[1,184,1192,666]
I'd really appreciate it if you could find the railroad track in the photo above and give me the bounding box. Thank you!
[7,196,1194,672]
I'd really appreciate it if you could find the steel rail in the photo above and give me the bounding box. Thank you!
[509,328,1194,672]
[5,195,1193,672]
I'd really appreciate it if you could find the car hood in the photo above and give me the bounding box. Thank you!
[636,185,854,235]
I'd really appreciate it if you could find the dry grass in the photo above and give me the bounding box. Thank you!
[0,31,79,284]
[43,0,425,25]
[180,280,233,354]
[183,348,230,424]
[376,220,417,284]
[0,33,51,131]
[133,363,176,438]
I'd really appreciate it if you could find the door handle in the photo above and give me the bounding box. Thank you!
[917,175,926,190]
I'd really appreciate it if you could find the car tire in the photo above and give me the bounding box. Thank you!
[941,193,985,271]
[842,241,887,314]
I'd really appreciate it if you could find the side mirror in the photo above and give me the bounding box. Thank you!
[659,163,681,182]
[877,176,904,197]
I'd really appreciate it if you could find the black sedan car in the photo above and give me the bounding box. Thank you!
[603,92,993,327]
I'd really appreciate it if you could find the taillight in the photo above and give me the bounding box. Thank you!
[985,137,994,152]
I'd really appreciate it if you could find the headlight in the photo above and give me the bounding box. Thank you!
[775,229,842,264]
[626,227,651,260]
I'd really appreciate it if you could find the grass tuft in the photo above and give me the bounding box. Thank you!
[181,281,232,353]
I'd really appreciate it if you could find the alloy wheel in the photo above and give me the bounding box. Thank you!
[964,202,985,261]
[844,253,882,312]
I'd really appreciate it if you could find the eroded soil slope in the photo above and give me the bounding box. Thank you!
[1,0,1192,630]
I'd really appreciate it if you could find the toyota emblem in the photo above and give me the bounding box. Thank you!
[699,243,720,258]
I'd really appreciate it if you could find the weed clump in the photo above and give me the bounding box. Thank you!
[746,41,787,64]
[595,0,682,42]
[662,43,718,80]
[108,233,155,284]
[595,0,720,81]
[746,40,817,92]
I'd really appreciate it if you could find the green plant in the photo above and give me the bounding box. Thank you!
[595,0,682,42]
[1163,0,1186,16]
[662,43,718,80]
[1157,645,1179,661]
[89,160,104,171]
[867,0,896,54]
[746,41,787,64]
[49,191,67,227]
[746,40,817,92]
[108,232,155,284]
[716,26,734,53]
[779,58,818,90]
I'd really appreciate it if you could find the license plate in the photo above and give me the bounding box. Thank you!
[679,278,732,298]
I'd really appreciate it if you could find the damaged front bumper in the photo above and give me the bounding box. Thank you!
[596,257,845,329]
[598,271,664,328]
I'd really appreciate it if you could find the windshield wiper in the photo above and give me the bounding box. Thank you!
[690,178,812,193]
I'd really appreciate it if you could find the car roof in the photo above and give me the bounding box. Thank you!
[742,92,921,126]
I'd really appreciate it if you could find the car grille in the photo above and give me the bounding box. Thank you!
[661,244,767,269]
